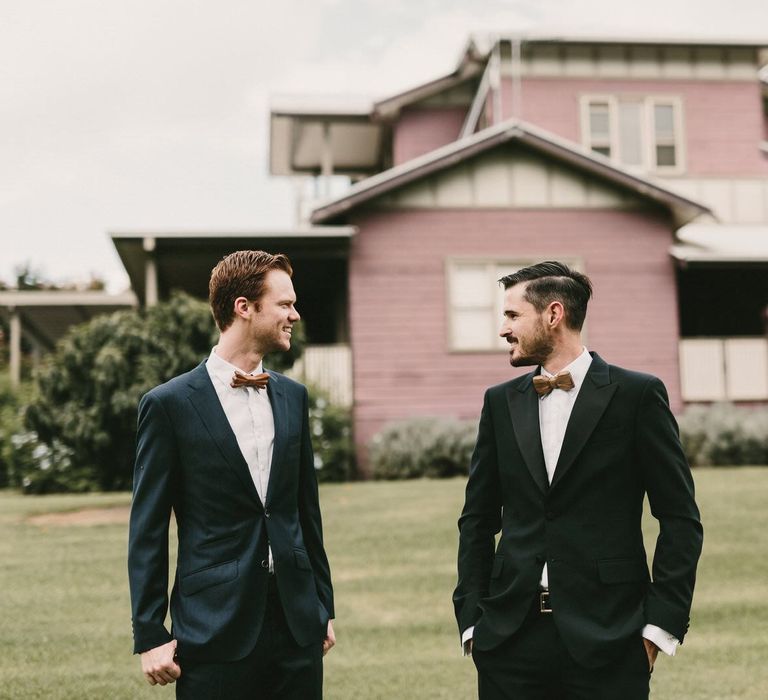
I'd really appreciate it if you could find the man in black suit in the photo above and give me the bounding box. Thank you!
[128,250,335,699]
[454,261,702,699]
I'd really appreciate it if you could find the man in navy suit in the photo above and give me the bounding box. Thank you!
[454,261,702,699]
[128,250,335,699]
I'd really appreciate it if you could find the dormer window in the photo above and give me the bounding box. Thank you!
[582,96,685,175]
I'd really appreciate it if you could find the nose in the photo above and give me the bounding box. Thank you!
[290,306,300,322]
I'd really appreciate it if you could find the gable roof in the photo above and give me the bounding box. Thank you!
[310,119,712,226]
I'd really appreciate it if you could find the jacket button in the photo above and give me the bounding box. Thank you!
[261,559,269,569]
[264,510,270,518]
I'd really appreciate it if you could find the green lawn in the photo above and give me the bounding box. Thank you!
[1,468,766,699]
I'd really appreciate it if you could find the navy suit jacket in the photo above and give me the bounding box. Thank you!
[128,361,334,662]
[453,353,703,668]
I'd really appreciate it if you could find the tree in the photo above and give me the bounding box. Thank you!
[22,292,304,492]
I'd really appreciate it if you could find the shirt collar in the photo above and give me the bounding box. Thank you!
[207,347,264,390]
[540,347,592,392]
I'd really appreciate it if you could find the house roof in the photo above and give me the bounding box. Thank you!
[310,118,712,226]
[671,224,768,265]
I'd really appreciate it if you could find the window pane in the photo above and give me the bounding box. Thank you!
[591,145,611,157]
[656,144,676,166]
[618,101,643,166]
[654,104,675,139]
[588,103,610,139]
[452,264,492,308]
[452,310,494,350]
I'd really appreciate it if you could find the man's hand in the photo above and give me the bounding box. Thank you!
[322,620,336,656]
[642,638,659,672]
[140,639,181,686]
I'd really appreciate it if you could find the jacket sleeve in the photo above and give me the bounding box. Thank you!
[297,386,335,619]
[636,376,703,643]
[453,390,503,637]
[127,392,178,653]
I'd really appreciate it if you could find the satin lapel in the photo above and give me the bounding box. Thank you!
[550,353,617,490]
[265,370,288,506]
[506,371,549,494]
[185,362,262,506]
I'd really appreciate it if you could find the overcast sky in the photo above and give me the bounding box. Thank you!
[1,0,766,291]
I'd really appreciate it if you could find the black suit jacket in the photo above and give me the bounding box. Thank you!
[453,353,702,668]
[128,361,334,662]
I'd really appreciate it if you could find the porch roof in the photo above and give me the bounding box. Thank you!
[0,290,137,350]
[110,227,356,305]
[310,118,712,227]
[671,224,768,265]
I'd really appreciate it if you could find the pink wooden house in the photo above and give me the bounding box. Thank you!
[269,35,768,468]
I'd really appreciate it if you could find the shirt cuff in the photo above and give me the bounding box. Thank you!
[642,624,679,657]
[461,626,474,656]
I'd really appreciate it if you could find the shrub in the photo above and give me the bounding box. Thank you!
[678,403,768,467]
[21,292,304,493]
[308,388,354,482]
[368,416,477,480]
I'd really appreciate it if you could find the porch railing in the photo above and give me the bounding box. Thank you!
[679,337,768,402]
[287,344,353,407]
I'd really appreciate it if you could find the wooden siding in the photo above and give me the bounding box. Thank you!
[507,78,768,177]
[392,107,467,166]
[347,207,681,468]
[378,145,643,210]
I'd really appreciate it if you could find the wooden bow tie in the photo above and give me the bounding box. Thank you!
[230,371,269,390]
[533,371,575,396]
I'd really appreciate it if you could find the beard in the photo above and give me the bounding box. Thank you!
[508,321,554,367]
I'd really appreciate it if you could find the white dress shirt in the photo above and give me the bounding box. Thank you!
[464,348,678,656]
[206,347,275,569]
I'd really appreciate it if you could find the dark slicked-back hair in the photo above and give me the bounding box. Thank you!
[499,261,593,331]
[209,250,293,331]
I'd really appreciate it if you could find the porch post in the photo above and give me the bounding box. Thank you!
[143,236,158,307]
[9,307,21,387]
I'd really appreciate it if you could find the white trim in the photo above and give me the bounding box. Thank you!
[110,227,357,240]
[0,290,137,307]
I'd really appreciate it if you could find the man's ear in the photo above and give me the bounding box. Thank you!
[547,301,566,329]
[233,296,251,320]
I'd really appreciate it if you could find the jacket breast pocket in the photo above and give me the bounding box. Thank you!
[597,557,648,584]
[589,423,629,446]
[180,559,238,596]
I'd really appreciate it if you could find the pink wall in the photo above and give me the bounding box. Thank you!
[347,207,682,470]
[392,107,467,165]
[502,78,768,177]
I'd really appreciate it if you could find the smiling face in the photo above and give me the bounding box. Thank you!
[248,269,300,354]
[499,282,554,367]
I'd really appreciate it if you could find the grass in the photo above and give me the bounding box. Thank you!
[0,468,767,699]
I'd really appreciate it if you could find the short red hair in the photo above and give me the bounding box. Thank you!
[208,250,293,331]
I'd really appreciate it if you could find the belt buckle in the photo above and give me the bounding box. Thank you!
[539,591,552,614]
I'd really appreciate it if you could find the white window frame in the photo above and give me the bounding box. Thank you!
[446,256,585,353]
[580,94,686,175]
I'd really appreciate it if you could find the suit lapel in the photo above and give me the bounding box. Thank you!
[185,361,262,507]
[264,370,288,506]
[550,353,617,490]
[506,371,549,494]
